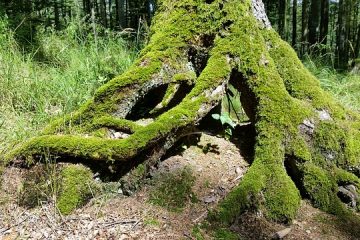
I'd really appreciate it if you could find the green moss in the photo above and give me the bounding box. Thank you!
[215,162,300,224]
[92,116,143,133]
[57,164,97,215]
[213,229,240,240]
[149,167,196,212]
[302,163,337,212]
[119,163,147,195]
[173,71,197,82]
[264,30,346,119]
[313,121,360,168]
[144,217,160,226]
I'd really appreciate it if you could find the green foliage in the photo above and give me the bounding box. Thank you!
[19,162,62,207]
[212,112,236,138]
[149,167,196,212]
[211,113,236,129]
[192,225,205,240]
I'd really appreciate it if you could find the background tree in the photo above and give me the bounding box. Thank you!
[320,0,329,45]
[292,0,297,47]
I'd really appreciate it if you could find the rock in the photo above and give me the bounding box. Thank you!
[113,132,130,139]
[272,228,291,239]
[203,195,217,203]
[338,186,357,208]
[317,109,332,121]
[299,119,315,135]
[345,184,357,195]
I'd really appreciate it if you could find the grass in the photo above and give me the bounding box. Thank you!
[0,17,137,156]
[303,56,360,112]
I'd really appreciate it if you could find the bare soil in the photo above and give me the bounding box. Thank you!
[0,134,358,239]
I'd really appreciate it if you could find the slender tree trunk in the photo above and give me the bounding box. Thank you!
[292,0,298,47]
[54,0,60,30]
[336,0,350,69]
[108,0,113,29]
[7,0,360,227]
[278,0,287,39]
[101,0,108,28]
[355,24,360,59]
[301,0,310,55]
[308,0,321,50]
[320,0,329,45]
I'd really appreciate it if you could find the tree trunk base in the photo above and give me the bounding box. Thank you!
[4,0,360,224]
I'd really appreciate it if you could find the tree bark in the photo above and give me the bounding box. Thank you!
[278,0,287,39]
[301,0,310,55]
[5,0,360,224]
[308,0,321,47]
[336,0,351,69]
[292,0,297,47]
[320,0,329,45]
[355,24,360,59]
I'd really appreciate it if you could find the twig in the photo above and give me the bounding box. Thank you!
[103,219,139,228]
[131,218,141,230]
[192,211,208,223]
[0,215,29,234]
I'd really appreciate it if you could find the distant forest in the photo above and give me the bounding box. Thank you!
[0,0,359,70]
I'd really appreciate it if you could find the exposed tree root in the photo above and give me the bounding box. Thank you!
[4,0,360,224]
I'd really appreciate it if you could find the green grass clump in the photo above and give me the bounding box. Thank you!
[19,162,62,207]
[149,167,196,212]
[213,229,241,240]
[304,58,360,111]
[0,17,136,156]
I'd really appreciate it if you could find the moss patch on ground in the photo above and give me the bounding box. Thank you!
[57,164,98,215]
[149,167,196,212]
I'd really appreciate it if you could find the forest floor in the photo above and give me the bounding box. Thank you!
[0,133,359,240]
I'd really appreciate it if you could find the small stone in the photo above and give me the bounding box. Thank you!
[317,110,332,121]
[113,132,130,139]
[306,230,311,234]
[203,195,217,203]
[235,167,242,174]
[345,184,357,195]
[273,228,291,239]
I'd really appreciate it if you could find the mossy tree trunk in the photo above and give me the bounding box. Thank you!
[6,0,360,223]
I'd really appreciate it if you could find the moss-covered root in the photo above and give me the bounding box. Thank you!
[57,164,97,215]
[216,162,300,223]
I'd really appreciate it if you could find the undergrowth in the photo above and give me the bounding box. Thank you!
[0,17,137,156]
[303,56,360,112]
